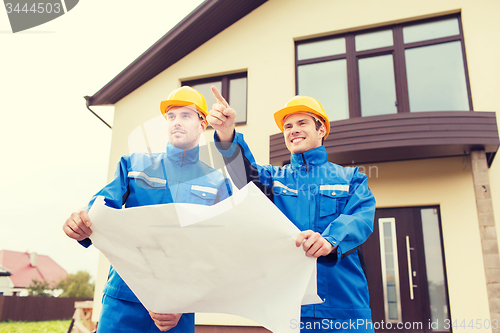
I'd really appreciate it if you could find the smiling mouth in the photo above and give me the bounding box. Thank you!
[291,137,305,143]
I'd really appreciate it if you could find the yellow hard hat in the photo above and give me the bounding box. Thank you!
[160,86,208,118]
[274,95,330,138]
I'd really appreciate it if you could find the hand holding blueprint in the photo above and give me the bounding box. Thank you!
[88,182,321,332]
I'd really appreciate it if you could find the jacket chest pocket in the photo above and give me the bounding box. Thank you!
[189,185,218,204]
[319,185,349,218]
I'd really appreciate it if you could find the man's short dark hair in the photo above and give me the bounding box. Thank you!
[314,119,322,131]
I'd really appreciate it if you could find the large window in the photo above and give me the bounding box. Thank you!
[183,72,247,125]
[296,15,472,121]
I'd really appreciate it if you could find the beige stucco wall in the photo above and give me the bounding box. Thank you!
[95,0,500,329]
[463,1,500,270]
[365,156,490,328]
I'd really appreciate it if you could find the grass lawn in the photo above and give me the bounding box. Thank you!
[0,320,72,333]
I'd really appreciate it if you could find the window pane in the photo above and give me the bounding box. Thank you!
[403,18,460,44]
[297,38,346,60]
[421,208,450,331]
[384,237,393,253]
[355,29,393,51]
[229,77,247,123]
[298,60,349,122]
[359,54,397,117]
[378,218,401,323]
[190,81,222,113]
[406,41,469,112]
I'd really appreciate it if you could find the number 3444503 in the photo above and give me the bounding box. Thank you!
[5,3,62,14]
[442,319,499,330]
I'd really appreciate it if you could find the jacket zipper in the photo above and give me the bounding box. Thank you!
[301,153,312,231]
[302,153,316,316]
[173,152,186,202]
[301,153,309,172]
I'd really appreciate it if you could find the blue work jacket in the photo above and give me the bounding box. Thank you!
[217,132,375,320]
[79,142,232,303]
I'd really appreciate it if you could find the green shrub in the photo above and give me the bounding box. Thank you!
[0,320,72,333]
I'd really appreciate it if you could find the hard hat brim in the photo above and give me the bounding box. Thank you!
[274,105,330,138]
[160,99,207,118]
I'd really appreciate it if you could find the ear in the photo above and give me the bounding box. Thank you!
[200,119,207,132]
[318,124,327,139]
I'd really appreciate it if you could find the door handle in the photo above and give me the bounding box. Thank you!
[406,236,416,300]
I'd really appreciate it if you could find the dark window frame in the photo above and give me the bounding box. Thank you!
[295,14,473,119]
[183,72,248,126]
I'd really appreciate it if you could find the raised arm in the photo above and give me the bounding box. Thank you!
[206,86,236,143]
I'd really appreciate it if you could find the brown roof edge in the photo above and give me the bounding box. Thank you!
[87,0,267,106]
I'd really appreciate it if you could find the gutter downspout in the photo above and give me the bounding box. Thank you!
[84,96,112,129]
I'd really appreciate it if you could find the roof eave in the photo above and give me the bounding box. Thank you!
[87,0,267,107]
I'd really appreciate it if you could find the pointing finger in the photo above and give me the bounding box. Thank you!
[211,85,229,108]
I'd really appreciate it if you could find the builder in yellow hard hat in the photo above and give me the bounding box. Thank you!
[160,86,209,150]
[208,86,376,332]
[273,94,331,153]
[63,86,232,333]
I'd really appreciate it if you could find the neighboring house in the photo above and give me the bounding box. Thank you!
[86,0,500,332]
[0,250,67,296]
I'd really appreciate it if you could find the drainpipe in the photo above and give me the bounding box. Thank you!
[84,96,112,129]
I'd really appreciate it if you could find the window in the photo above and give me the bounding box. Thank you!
[183,72,248,125]
[296,14,472,120]
[420,208,450,330]
[297,37,349,122]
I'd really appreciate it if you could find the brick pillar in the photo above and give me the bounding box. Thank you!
[471,150,500,331]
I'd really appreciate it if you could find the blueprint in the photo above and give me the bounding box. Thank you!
[88,182,321,332]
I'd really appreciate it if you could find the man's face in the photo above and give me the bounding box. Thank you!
[164,106,206,150]
[283,113,325,155]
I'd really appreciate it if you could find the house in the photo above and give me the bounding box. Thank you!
[86,0,500,331]
[0,250,67,297]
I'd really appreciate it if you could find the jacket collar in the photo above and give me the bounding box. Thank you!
[291,145,328,169]
[166,142,199,165]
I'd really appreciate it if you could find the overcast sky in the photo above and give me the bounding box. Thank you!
[0,0,204,281]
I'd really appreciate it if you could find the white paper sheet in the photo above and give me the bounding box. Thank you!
[88,182,322,332]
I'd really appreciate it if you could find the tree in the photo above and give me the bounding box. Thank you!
[27,279,53,296]
[57,270,95,298]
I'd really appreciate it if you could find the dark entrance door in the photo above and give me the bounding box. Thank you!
[362,207,451,332]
